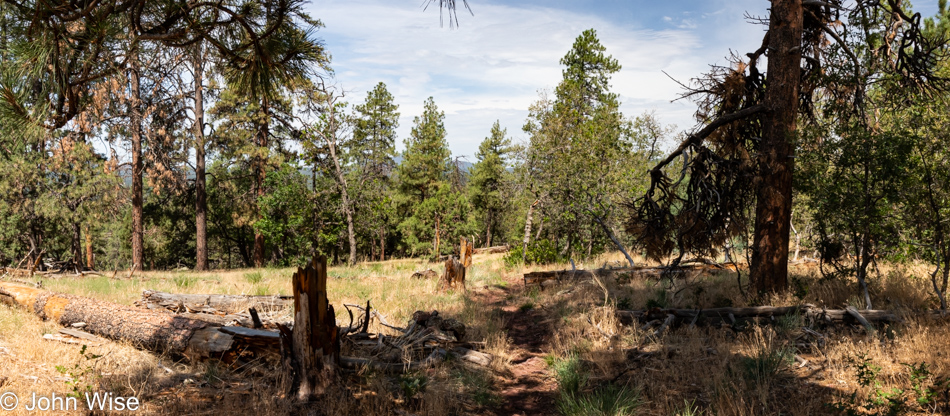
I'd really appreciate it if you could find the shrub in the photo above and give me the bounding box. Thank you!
[503,239,566,267]
[828,355,950,416]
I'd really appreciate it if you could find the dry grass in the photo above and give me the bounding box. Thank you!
[0,255,513,415]
[499,253,950,415]
[2,252,950,415]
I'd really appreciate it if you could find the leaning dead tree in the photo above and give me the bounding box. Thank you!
[625,0,947,293]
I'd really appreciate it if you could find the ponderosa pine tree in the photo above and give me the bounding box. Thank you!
[398,97,450,203]
[524,29,638,265]
[469,120,511,248]
[302,87,358,265]
[351,82,399,261]
[217,9,330,266]
[626,0,944,293]
[396,97,456,256]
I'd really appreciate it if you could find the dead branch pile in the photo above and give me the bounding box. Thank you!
[339,303,489,372]
[133,290,292,329]
[136,290,291,313]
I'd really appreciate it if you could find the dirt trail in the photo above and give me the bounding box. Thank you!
[476,275,559,416]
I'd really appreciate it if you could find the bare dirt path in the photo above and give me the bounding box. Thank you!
[474,275,559,416]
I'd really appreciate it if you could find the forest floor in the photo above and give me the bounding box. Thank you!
[2,253,950,415]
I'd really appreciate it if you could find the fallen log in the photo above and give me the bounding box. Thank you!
[473,245,509,254]
[523,264,726,287]
[615,305,900,328]
[135,290,291,314]
[410,269,438,279]
[340,348,446,373]
[0,282,280,361]
[0,282,486,374]
[845,306,875,332]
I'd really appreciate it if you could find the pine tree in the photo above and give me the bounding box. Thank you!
[396,97,467,256]
[469,120,511,247]
[352,82,399,180]
[524,29,638,265]
[397,97,450,204]
[351,82,400,261]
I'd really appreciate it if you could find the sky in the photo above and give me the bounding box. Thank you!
[307,0,943,160]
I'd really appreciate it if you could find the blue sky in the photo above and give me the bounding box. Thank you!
[306,0,942,159]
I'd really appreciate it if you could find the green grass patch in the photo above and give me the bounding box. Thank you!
[557,383,642,416]
[244,272,263,284]
[551,355,641,416]
[173,275,198,289]
[739,343,794,387]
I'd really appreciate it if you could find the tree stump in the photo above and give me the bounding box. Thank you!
[440,257,466,291]
[439,237,473,291]
[460,237,473,269]
[279,256,340,402]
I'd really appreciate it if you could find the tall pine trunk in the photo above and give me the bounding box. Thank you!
[193,50,209,271]
[485,209,492,248]
[379,229,385,261]
[750,0,802,293]
[253,97,269,267]
[129,42,144,272]
[85,225,94,269]
[71,222,82,267]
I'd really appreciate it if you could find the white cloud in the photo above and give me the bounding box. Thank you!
[308,0,767,158]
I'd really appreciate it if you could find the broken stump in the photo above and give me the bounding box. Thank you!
[280,256,340,402]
